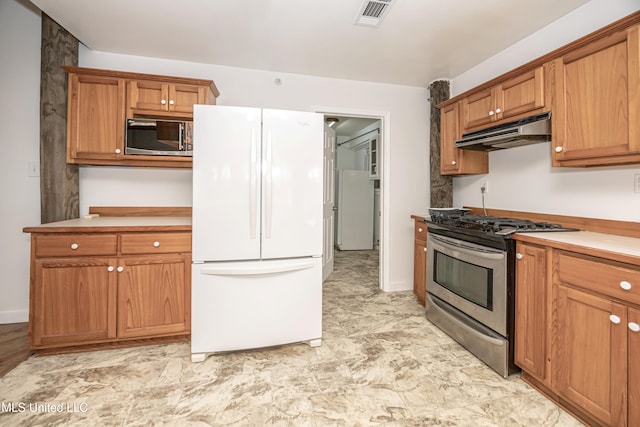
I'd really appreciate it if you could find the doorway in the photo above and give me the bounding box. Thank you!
[317,108,387,291]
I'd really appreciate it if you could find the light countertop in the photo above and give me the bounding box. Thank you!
[514,231,640,265]
[23,216,192,233]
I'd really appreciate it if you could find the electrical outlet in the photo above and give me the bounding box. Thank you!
[481,181,488,194]
[635,174,640,193]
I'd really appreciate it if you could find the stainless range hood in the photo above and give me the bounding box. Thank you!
[455,112,551,151]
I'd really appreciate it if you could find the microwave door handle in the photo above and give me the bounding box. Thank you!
[179,122,184,151]
[429,235,504,260]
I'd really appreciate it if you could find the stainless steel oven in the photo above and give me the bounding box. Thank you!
[426,232,513,378]
[424,213,577,378]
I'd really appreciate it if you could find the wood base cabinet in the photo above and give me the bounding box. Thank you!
[412,218,427,306]
[514,239,640,427]
[29,230,191,352]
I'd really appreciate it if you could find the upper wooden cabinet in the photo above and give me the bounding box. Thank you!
[63,66,219,168]
[127,80,209,117]
[552,25,640,167]
[440,101,488,175]
[462,66,546,132]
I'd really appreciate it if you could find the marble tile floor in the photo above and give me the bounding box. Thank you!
[0,250,583,426]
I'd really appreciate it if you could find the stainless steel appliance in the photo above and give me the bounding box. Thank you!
[425,213,576,378]
[455,112,551,151]
[125,118,193,156]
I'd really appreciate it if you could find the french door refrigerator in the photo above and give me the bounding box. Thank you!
[191,105,324,362]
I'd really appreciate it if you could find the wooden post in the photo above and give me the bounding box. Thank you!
[40,14,79,223]
[429,80,453,208]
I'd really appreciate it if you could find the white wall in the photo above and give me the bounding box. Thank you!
[451,0,640,222]
[78,48,429,293]
[0,0,41,323]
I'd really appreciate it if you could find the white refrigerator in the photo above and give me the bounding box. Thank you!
[191,105,324,362]
[335,169,374,250]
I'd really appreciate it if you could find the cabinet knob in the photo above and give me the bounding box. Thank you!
[423,247,427,252]
[629,322,640,333]
[620,280,632,291]
[451,160,456,165]
[516,253,523,260]
[488,110,494,116]
[554,146,563,153]
[495,108,502,114]
[418,228,423,232]
[70,243,79,250]
[107,266,114,272]
[117,266,124,273]
[115,148,121,154]
[161,99,167,105]
[153,241,160,248]
[169,100,175,105]
[610,314,621,324]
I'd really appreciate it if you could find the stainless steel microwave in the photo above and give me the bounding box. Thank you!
[125,118,193,156]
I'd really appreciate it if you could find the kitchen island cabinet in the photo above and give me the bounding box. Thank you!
[24,215,191,354]
[513,231,640,427]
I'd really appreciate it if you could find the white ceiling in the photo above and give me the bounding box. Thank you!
[29,0,592,87]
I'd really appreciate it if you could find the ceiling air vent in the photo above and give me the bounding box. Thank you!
[353,0,394,27]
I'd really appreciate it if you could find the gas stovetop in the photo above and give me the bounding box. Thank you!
[425,214,578,250]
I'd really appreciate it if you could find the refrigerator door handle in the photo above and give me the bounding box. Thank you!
[250,128,258,240]
[264,129,273,239]
[199,261,315,276]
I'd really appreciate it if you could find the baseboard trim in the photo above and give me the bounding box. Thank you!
[0,310,29,324]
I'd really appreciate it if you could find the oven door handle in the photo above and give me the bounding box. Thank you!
[429,235,505,260]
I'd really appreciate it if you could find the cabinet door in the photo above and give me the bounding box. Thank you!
[498,66,545,121]
[514,243,548,384]
[66,73,126,161]
[368,136,379,179]
[117,255,190,338]
[462,88,495,130]
[440,102,461,174]
[169,83,207,114]
[553,25,640,166]
[413,221,427,306]
[440,101,488,176]
[128,80,169,112]
[32,258,117,347]
[554,285,627,427]
[629,307,640,426]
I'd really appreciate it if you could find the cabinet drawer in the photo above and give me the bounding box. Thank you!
[120,232,191,254]
[414,221,428,241]
[557,252,640,306]
[35,234,118,257]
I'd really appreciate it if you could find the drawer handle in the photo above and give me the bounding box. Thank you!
[70,243,79,250]
[107,266,114,272]
[153,241,160,248]
[629,322,640,333]
[620,281,632,291]
[418,228,423,233]
[117,266,124,273]
[610,314,621,325]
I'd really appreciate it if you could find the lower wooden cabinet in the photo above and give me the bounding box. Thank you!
[412,218,427,306]
[514,242,548,385]
[514,241,640,427]
[28,230,191,352]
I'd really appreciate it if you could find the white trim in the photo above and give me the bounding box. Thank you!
[0,310,29,324]
[311,105,391,292]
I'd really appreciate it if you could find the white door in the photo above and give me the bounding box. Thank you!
[322,124,336,281]
[336,170,374,250]
[261,109,324,259]
[192,105,262,262]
